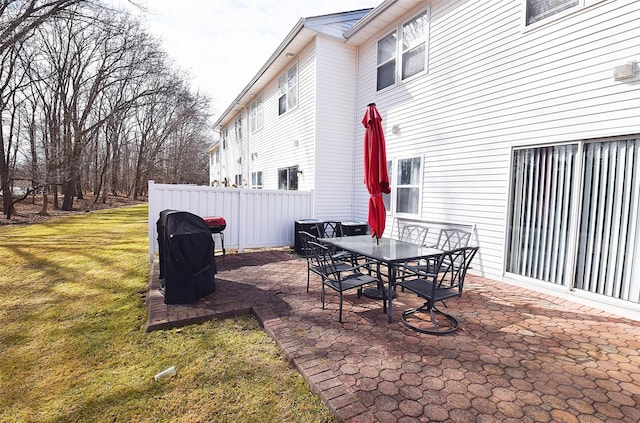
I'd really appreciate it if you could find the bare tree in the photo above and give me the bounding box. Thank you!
[0,40,30,217]
[0,0,87,55]
[1,1,215,218]
[0,0,92,217]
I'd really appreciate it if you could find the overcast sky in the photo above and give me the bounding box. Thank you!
[114,0,377,120]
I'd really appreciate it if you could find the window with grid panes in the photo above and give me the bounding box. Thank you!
[278,64,298,115]
[376,9,428,91]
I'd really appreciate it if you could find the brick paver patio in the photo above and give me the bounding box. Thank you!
[145,249,640,423]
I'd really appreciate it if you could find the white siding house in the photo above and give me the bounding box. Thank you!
[206,143,220,186]
[211,9,371,220]
[210,0,640,313]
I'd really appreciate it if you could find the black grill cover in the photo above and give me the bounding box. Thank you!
[157,210,216,304]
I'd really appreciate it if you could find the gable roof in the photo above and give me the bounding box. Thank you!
[212,9,372,130]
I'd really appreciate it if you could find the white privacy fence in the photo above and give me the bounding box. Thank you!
[148,181,314,262]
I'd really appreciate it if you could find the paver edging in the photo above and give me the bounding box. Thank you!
[254,305,371,423]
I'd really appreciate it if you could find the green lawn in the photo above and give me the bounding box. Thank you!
[0,205,334,422]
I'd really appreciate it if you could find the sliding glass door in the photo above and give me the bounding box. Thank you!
[506,138,640,304]
[575,140,640,301]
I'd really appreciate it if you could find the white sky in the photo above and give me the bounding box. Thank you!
[114,0,377,121]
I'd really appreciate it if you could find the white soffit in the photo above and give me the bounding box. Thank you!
[345,0,424,46]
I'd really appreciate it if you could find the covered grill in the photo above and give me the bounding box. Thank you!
[204,216,226,259]
[156,210,216,304]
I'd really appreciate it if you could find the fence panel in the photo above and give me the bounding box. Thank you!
[148,181,314,261]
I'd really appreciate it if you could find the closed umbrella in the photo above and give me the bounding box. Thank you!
[362,103,391,243]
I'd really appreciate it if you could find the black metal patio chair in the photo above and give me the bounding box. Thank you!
[308,240,382,323]
[316,221,343,238]
[431,228,472,251]
[299,230,357,293]
[395,224,430,291]
[398,223,429,245]
[398,246,478,335]
[316,221,361,264]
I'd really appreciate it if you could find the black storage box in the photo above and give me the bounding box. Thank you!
[294,219,324,255]
[340,221,369,236]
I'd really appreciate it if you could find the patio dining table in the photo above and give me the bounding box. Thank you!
[320,235,442,323]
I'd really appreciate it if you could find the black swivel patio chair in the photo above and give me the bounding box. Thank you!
[308,240,381,323]
[398,246,478,335]
[399,227,473,281]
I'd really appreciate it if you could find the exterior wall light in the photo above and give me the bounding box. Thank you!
[614,61,636,81]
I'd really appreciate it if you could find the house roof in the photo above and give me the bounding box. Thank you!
[212,8,372,131]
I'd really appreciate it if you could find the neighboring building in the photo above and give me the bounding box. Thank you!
[210,0,640,311]
[206,143,220,186]
[211,8,371,218]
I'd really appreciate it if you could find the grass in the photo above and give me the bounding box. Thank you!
[0,205,335,423]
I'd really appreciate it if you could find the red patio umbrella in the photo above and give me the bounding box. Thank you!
[362,103,391,242]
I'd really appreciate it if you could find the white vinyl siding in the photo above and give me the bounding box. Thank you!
[315,36,359,220]
[246,44,316,194]
[354,0,640,283]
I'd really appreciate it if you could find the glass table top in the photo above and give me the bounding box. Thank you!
[321,235,442,263]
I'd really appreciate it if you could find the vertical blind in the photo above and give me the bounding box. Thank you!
[507,145,577,285]
[507,139,640,304]
[575,140,640,302]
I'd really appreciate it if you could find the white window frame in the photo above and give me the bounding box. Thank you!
[387,156,423,218]
[251,171,263,189]
[523,0,605,28]
[278,63,298,116]
[221,128,228,149]
[278,166,299,191]
[250,96,263,133]
[376,8,429,92]
[234,116,243,142]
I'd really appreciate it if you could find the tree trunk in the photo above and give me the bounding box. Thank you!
[38,192,49,216]
[29,118,37,205]
[76,177,83,200]
[53,184,59,210]
[61,177,75,211]
[0,125,13,218]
